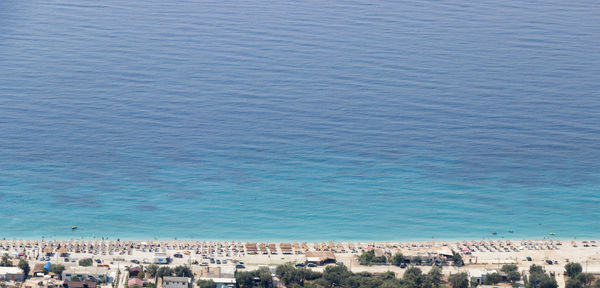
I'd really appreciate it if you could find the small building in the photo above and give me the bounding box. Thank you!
[436,249,454,259]
[162,277,191,288]
[23,277,63,288]
[198,277,235,288]
[129,267,143,278]
[200,267,235,279]
[32,264,46,277]
[62,266,110,283]
[305,251,336,265]
[128,278,143,287]
[0,267,25,282]
[373,248,386,258]
[468,268,499,285]
[63,280,97,288]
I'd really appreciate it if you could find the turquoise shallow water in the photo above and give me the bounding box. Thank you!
[0,0,599,241]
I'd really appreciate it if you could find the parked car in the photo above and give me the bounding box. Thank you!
[235,264,245,269]
[200,262,209,266]
[131,259,140,264]
[336,262,344,266]
[95,259,102,263]
[216,259,221,264]
[307,263,317,267]
[222,260,227,264]
[546,260,553,265]
[400,263,407,268]
[295,263,305,267]
[527,257,533,261]
[210,258,215,264]
[173,253,183,258]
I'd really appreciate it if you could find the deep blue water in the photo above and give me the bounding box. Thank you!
[1,0,599,241]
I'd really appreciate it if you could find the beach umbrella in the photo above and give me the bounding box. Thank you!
[44,262,51,271]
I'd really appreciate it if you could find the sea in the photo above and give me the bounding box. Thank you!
[0,0,599,241]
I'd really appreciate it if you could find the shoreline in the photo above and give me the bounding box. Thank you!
[1,237,597,247]
[0,236,595,242]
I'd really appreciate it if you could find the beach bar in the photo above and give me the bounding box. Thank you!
[305,251,335,265]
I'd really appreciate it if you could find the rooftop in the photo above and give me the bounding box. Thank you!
[64,280,97,288]
[63,266,109,274]
[162,277,191,283]
[0,267,23,274]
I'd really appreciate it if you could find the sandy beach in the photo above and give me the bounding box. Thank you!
[2,238,600,288]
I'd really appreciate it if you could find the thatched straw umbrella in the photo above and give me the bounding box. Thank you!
[43,247,53,254]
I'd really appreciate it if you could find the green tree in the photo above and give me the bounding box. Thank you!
[323,265,350,287]
[389,253,404,266]
[502,264,519,274]
[566,279,583,288]
[565,263,583,278]
[346,273,382,288]
[528,264,557,288]
[381,279,403,288]
[0,255,12,267]
[414,256,423,265]
[529,272,545,288]
[358,250,386,266]
[257,267,273,288]
[79,258,93,267]
[451,250,464,266]
[71,276,82,281]
[276,264,318,286]
[196,280,216,288]
[539,277,558,288]
[146,265,159,277]
[403,267,424,287]
[576,273,595,287]
[173,265,192,278]
[235,271,255,288]
[275,264,296,285]
[449,272,469,288]
[484,272,503,285]
[507,271,521,283]
[359,250,375,265]
[530,264,545,274]
[51,264,66,279]
[425,266,443,288]
[156,266,173,278]
[18,260,30,279]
